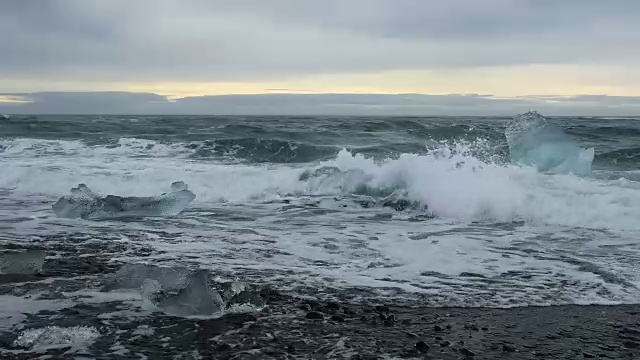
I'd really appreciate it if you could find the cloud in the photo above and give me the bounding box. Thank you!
[1,0,639,87]
[2,92,640,116]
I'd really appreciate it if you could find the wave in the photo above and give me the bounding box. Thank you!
[2,134,640,230]
[0,137,340,163]
[596,147,640,165]
[187,138,339,163]
[303,146,639,230]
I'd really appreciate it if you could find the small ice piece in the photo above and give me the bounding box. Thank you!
[109,264,225,317]
[13,325,100,351]
[0,249,45,275]
[52,181,196,220]
[505,111,594,175]
[154,270,224,317]
[105,263,191,291]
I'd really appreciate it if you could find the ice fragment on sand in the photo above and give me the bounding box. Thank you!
[105,263,192,291]
[0,249,45,274]
[110,264,224,317]
[13,325,100,351]
[151,270,225,317]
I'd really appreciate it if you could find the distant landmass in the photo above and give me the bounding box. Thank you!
[1,91,639,116]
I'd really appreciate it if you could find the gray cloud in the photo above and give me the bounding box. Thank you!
[2,92,640,116]
[1,0,638,84]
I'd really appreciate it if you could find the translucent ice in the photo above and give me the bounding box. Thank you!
[505,111,594,175]
[151,270,224,317]
[0,249,45,275]
[106,263,192,291]
[109,264,224,317]
[13,325,100,351]
[52,181,196,219]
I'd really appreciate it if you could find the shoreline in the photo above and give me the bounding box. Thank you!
[2,286,639,359]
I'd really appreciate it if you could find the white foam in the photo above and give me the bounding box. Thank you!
[3,137,640,307]
[324,147,640,230]
[13,325,100,352]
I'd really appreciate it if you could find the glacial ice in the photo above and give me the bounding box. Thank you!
[505,111,595,175]
[13,325,100,351]
[109,264,224,317]
[149,270,225,317]
[52,181,195,219]
[0,249,45,275]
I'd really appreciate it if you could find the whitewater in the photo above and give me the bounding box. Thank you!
[1,113,640,356]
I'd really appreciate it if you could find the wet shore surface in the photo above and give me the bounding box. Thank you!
[1,235,640,359]
[2,290,640,359]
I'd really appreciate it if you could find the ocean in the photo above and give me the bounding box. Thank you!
[1,114,640,358]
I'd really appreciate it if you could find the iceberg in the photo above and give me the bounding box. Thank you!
[505,111,594,175]
[52,181,195,220]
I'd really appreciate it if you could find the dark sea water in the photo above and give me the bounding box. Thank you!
[1,114,640,357]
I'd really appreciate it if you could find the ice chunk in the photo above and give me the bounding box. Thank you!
[105,263,191,291]
[13,325,100,351]
[0,249,45,275]
[152,270,224,317]
[505,111,594,175]
[109,264,225,317]
[52,181,196,219]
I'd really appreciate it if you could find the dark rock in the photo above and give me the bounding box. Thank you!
[460,348,476,357]
[400,319,411,325]
[325,302,340,312]
[405,331,418,338]
[481,326,488,331]
[343,308,356,316]
[440,341,451,347]
[217,343,232,351]
[434,325,443,332]
[299,303,312,312]
[624,340,640,349]
[331,315,345,323]
[415,341,430,353]
[306,311,324,320]
[583,353,596,358]
[286,344,295,353]
[375,305,390,313]
[502,344,516,352]
[465,323,480,331]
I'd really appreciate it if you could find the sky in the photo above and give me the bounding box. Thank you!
[1,0,640,115]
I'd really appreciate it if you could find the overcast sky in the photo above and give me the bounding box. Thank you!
[1,0,639,114]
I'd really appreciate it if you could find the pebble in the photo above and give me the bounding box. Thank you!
[375,305,390,313]
[331,315,345,323]
[460,348,476,357]
[433,325,443,332]
[325,302,340,312]
[583,353,596,359]
[440,341,451,347]
[306,311,324,320]
[415,341,430,353]
[405,331,418,338]
[502,344,516,352]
